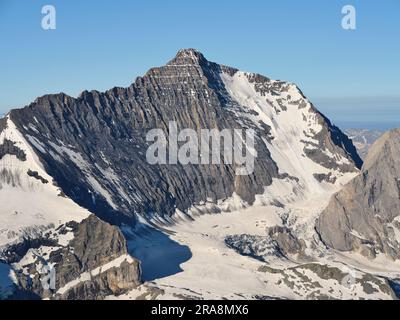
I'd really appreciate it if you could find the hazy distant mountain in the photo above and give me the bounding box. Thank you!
[345,129,383,159]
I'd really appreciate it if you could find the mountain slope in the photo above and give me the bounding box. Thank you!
[0,116,140,299]
[317,129,400,260]
[0,115,89,246]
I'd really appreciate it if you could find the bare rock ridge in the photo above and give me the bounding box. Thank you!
[7,48,361,226]
[317,129,400,259]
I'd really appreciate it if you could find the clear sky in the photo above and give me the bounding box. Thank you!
[0,0,399,129]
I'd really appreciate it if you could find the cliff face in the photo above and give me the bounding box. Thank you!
[317,129,400,259]
[4,215,141,300]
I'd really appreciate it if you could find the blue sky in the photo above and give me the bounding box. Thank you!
[0,0,399,128]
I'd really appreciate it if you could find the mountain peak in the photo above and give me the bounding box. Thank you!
[167,48,207,66]
[363,128,400,171]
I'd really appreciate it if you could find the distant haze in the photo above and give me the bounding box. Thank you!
[315,97,400,130]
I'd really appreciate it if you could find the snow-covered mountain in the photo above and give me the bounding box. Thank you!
[0,115,89,246]
[0,49,398,300]
[0,115,140,299]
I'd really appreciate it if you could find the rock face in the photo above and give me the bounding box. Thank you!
[3,215,141,300]
[6,49,361,226]
[225,226,307,262]
[317,129,400,259]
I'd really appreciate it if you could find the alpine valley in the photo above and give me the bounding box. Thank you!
[1,49,399,300]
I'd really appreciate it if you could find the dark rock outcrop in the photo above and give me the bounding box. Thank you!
[225,226,307,262]
[8,215,141,300]
[0,139,26,161]
[27,169,48,184]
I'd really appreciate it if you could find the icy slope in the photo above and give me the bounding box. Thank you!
[117,197,396,300]
[221,70,360,200]
[0,115,89,247]
[0,116,140,300]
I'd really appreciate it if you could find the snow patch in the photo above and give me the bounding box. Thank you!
[0,117,90,247]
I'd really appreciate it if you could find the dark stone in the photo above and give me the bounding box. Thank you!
[0,139,27,161]
[27,169,49,184]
